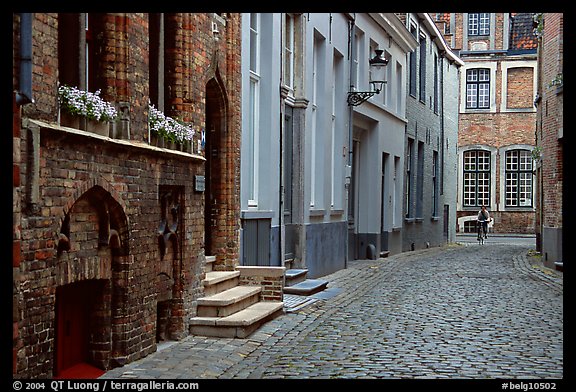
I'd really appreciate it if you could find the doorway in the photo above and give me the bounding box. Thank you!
[54,280,105,379]
[348,139,360,260]
[204,78,226,257]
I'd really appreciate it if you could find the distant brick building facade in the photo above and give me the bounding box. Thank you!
[434,13,538,234]
[12,13,241,378]
[534,13,563,267]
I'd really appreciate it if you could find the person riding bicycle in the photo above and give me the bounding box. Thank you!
[477,205,492,239]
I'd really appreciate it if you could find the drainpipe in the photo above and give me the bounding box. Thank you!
[16,13,34,106]
[346,13,356,167]
[279,14,284,268]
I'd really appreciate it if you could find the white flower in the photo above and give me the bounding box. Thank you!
[58,85,118,122]
[149,103,195,143]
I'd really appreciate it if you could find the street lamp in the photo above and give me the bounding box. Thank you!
[347,49,389,106]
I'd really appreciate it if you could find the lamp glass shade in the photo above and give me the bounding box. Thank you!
[369,50,388,91]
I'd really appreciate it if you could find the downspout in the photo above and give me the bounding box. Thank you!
[439,53,445,197]
[345,13,356,268]
[16,13,34,106]
[439,52,446,242]
[346,13,356,167]
[279,14,284,267]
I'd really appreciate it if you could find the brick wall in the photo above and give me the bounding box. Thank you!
[537,13,563,229]
[452,13,537,234]
[236,267,285,302]
[402,14,461,251]
[535,13,563,265]
[13,13,242,378]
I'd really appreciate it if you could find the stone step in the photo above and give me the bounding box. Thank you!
[197,285,262,317]
[285,269,308,286]
[283,279,328,296]
[204,271,240,296]
[190,301,284,338]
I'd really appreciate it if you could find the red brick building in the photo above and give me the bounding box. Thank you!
[13,13,242,378]
[534,13,563,268]
[434,13,538,233]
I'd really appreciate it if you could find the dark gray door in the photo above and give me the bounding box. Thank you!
[283,105,295,262]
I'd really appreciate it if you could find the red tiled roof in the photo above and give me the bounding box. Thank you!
[509,13,538,50]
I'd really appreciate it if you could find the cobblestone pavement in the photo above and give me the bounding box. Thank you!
[101,242,563,380]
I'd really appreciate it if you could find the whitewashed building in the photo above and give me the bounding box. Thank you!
[240,13,418,277]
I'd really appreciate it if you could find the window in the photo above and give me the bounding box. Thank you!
[409,24,417,97]
[396,61,403,113]
[248,13,261,206]
[405,138,414,217]
[310,33,325,208]
[249,13,260,73]
[149,13,165,111]
[58,13,101,92]
[466,68,490,109]
[463,150,491,207]
[419,34,426,102]
[284,14,295,89]
[468,13,490,36]
[433,54,439,114]
[505,150,533,207]
[416,141,424,217]
[432,151,438,216]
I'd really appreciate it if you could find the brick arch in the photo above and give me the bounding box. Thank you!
[55,175,129,256]
[52,179,131,373]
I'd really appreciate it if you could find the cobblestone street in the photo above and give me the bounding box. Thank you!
[101,242,563,380]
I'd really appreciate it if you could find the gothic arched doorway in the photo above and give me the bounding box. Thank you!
[204,76,227,263]
[53,184,128,378]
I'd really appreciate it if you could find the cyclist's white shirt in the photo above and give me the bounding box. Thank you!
[478,210,490,222]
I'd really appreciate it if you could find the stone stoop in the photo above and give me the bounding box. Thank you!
[283,269,329,296]
[190,256,284,338]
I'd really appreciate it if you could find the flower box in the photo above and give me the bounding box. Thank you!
[59,110,110,137]
[59,111,84,129]
[57,85,117,137]
[86,118,110,137]
[149,103,194,151]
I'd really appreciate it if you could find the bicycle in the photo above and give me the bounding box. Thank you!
[477,219,488,245]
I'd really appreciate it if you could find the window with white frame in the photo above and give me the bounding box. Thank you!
[248,13,260,206]
[505,149,533,207]
[463,150,491,207]
[283,13,295,90]
[249,13,259,73]
[468,13,490,36]
[466,68,490,109]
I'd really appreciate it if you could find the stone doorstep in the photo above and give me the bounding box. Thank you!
[190,302,284,330]
[198,285,261,307]
[283,279,329,296]
[190,303,284,339]
[204,271,240,286]
[197,285,261,317]
[203,271,240,296]
[284,269,308,286]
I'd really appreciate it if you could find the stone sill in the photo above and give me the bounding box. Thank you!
[235,266,286,278]
[28,119,205,162]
